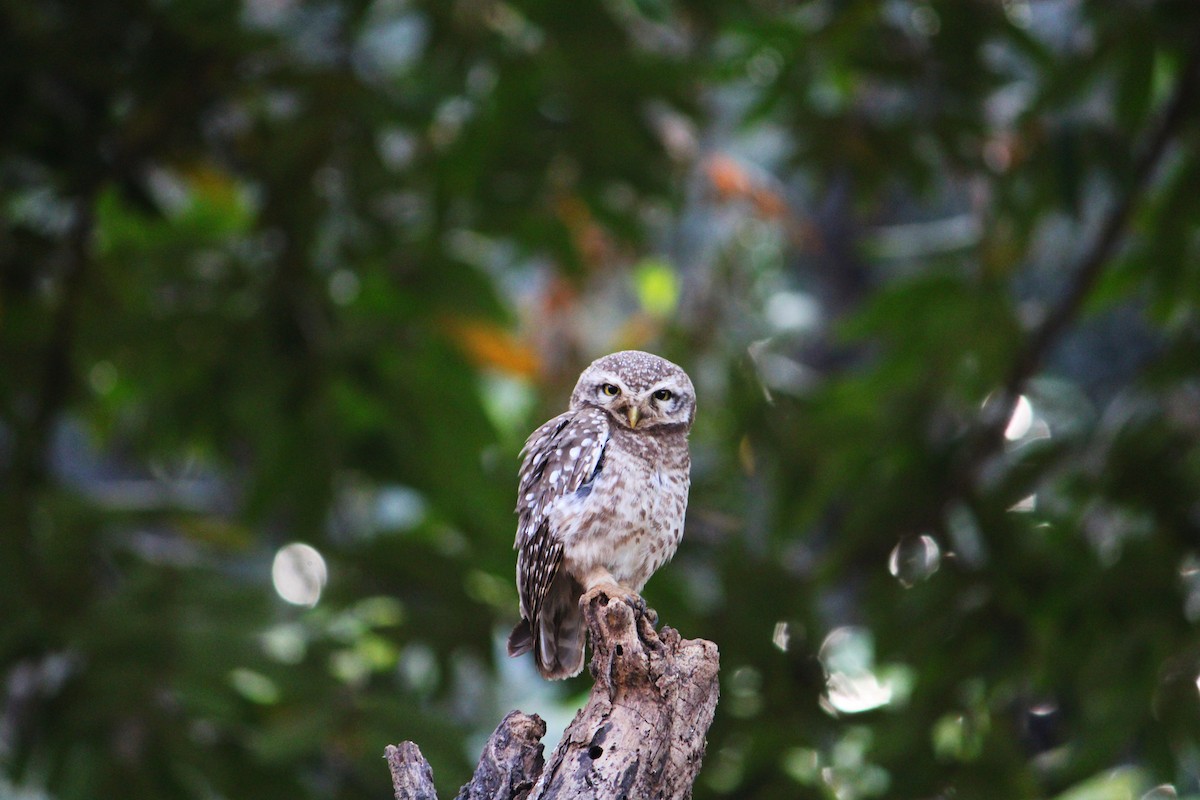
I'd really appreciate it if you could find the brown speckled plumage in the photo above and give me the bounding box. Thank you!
[507,351,695,679]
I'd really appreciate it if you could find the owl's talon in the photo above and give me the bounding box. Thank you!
[628,597,657,627]
[617,592,659,627]
[644,606,659,628]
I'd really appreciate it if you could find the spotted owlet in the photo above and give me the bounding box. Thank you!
[506,350,695,680]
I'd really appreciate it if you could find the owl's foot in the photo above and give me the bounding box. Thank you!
[585,581,636,608]
[583,585,663,665]
[581,585,664,695]
[641,604,659,628]
[623,594,659,629]
[586,582,655,624]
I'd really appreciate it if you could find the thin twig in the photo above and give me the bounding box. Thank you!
[968,30,1200,473]
[2,191,97,600]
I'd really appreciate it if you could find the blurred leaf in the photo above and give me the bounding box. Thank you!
[634,258,680,317]
[446,319,541,378]
[1115,37,1157,132]
[1052,768,1146,800]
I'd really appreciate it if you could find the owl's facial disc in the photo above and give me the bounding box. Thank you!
[601,380,689,430]
[570,351,695,431]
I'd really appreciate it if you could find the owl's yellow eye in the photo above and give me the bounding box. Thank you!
[601,383,620,396]
[652,389,673,402]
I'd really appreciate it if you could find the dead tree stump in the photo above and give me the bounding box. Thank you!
[387,588,720,800]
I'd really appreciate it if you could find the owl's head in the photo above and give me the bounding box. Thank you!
[570,350,696,432]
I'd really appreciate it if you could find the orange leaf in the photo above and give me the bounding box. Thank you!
[705,154,753,200]
[751,186,789,219]
[446,319,541,378]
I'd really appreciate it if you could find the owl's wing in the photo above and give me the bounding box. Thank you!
[512,406,611,626]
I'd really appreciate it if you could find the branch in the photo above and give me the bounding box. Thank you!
[387,593,720,800]
[2,190,97,603]
[529,589,720,799]
[965,31,1200,472]
[1004,31,1200,400]
[386,743,438,800]
[455,712,546,800]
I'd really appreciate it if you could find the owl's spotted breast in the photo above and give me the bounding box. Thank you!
[557,425,690,593]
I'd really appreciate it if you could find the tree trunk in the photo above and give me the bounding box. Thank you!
[387,588,720,800]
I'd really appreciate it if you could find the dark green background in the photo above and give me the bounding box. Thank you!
[3,1,1200,798]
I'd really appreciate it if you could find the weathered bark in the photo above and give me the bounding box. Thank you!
[386,742,438,800]
[455,711,547,800]
[388,588,720,800]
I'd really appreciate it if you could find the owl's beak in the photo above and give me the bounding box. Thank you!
[625,405,641,428]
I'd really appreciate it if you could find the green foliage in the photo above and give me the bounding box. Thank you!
[4,0,1200,798]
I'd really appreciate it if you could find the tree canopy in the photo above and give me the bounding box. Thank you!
[3,1,1200,798]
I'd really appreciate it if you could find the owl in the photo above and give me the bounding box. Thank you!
[507,350,696,680]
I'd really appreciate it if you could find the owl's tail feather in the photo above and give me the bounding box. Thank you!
[535,599,586,680]
[507,574,585,680]
[507,619,533,657]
